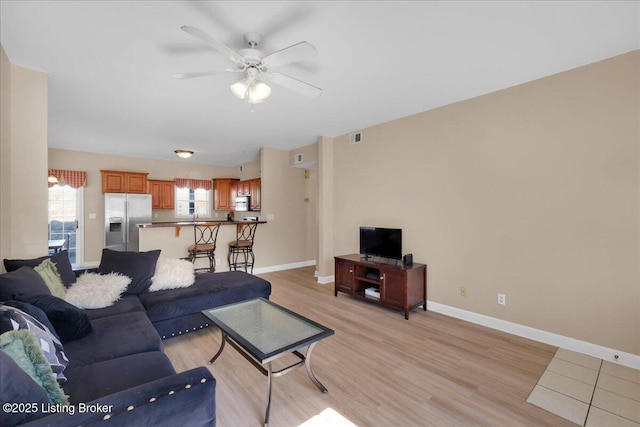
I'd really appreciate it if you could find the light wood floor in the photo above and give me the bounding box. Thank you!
[164,267,576,427]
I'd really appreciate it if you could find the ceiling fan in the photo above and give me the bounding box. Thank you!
[172,26,322,104]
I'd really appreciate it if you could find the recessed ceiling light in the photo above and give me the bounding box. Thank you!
[174,150,194,158]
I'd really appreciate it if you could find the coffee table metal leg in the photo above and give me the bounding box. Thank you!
[208,331,227,365]
[305,342,328,393]
[265,362,273,427]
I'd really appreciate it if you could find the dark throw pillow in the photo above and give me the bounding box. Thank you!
[3,256,48,272]
[50,251,76,287]
[3,251,76,288]
[0,305,69,383]
[3,300,61,342]
[15,294,92,343]
[0,267,51,301]
[98,249,161,295]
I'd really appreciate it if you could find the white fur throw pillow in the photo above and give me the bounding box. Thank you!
[149,258,195,292]
[64,272,131,309]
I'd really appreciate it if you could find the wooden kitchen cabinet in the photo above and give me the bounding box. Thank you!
[238,181,250,196]
[214,178,239,210]
[148,179,175,210]
[249,178,261,211]
[101,170,148,194]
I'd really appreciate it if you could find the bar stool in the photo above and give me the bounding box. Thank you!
[188,223,221,273]
[228,222,258,274]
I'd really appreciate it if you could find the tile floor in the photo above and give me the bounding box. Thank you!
[527,348,640,426]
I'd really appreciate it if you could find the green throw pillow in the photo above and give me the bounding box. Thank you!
[0,330,69,405]
[34,259,66,298]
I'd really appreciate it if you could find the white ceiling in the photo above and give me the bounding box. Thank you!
[1,1,639,166]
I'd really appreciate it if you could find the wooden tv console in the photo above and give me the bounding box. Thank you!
[334,254,427,319]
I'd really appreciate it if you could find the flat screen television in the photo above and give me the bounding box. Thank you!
[359,227,402,260]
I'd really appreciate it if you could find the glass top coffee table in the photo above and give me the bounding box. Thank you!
[202,298,334,427]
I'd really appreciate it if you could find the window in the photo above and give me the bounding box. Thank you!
[48,185,84,265]
[175,187,211,217]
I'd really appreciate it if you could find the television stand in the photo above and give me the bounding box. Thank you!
[334,254,427,319]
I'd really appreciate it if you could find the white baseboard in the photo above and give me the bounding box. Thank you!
[316,275,334,284]
[427,301,640,370]
[253,260,316,275]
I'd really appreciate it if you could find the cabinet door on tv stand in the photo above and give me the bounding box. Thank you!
[335,259,355,295]
[380,268,404,307]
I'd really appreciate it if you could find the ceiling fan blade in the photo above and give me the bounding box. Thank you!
[262,41,317,69]
[181,25,245,64]
[171,70,238,79]
[269,72,322,98]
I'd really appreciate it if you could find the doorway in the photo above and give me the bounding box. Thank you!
[48,185,83,266]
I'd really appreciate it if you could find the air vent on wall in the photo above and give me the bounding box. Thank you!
[349,132,362,144]
[294,153,303,164]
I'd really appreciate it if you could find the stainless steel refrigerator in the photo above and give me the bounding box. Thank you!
[104,193,152,252]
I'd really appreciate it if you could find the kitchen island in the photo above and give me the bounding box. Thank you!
[139,221,266,272]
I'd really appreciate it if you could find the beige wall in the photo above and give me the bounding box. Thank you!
[255,147,315,268]
[238,158,260,181]
[317,136,334,277]
[0,46,49,263]
[326,51,640,355]
[0,45,11,264]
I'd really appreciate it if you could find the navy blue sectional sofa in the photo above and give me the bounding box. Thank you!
[0,252,272,427]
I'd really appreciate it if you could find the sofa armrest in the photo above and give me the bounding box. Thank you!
[20,367,215,427]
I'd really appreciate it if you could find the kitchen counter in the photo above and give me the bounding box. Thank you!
[139,220,266,228]
[138,220,267,271]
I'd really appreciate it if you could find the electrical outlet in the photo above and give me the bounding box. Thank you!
[460,287,467,297]
[498,293,506,305]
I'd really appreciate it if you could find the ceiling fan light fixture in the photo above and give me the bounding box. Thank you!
[174,150,194,159]
[230,79,249,99]
[230,77,271,104]
[248,81,271,104]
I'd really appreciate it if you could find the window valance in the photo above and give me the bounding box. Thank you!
[48,169,87,189]
[174,178,212,191]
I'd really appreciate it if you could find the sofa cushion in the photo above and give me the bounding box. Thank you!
[0,305,69,383]
[0,330,69,405]
[139,271,271,323]
[0,350,50,427]
[0,267,51,300]
[3,251,76,287]
[84,295,146,320]
[98,249,161,295]
[15,294,92,343]
[62,351,176,404]
[62,311,162,367]
[64,272,131,309]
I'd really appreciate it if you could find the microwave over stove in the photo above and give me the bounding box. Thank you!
[235,196,249,211]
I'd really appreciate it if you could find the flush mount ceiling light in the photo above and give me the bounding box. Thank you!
[174,150,194,159]
[230,67,271,104]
